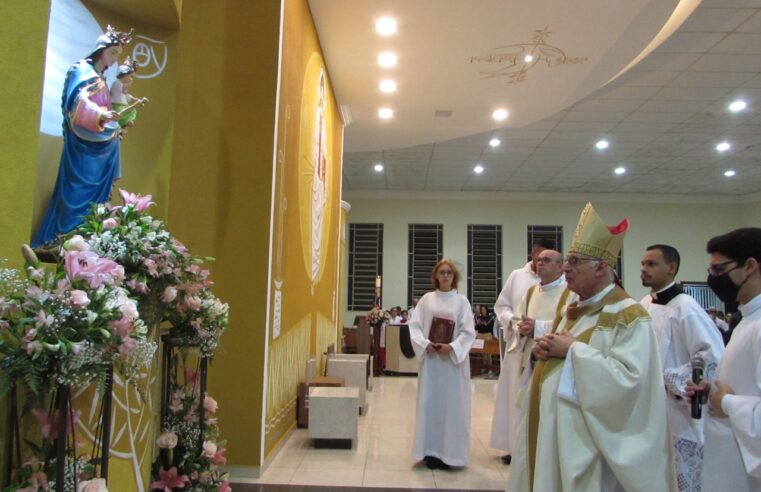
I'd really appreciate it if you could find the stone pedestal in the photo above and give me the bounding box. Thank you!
[326,358,368,414]
[308,387,359,443]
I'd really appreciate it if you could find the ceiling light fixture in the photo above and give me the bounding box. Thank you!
[378,107,393,119]
[524,54,534,63]
[374,163,384,172]
[375,17,397,36]
[728,100,747,112]
[489,138,501,147]
[614,166,626,175]
[595,139,609,150]
[379,79,397,93]
[377,52,398,68]
[474,164,484,174]
[492,109,508,121]
[716,141,730,152]
[724,169,736,177]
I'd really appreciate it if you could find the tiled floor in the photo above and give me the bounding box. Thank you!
[233,375,507,491]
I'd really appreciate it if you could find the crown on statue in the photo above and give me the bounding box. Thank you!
[104,25,134,46]
[568,202,628,265]
[117,56,138,77]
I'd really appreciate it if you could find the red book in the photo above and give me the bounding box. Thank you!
[428,316,455,344]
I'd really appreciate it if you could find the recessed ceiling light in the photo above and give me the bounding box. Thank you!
[716,141,731,152]
[524,54,534,63]
[374,163,384,172]
[614,166,626,175]
[489,138,501,147]
[378,107,393,119]
[595,139,609,150]
[375,17,397,36]
[492,109,508,121]
[474,164,484,174]
[379,79,397,93]
[724,169,736,177]
[377,52,397,68]
[728,100,747,112]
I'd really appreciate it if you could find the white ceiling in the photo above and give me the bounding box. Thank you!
[312,0,761,197]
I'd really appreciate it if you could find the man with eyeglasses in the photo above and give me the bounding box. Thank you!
[686,228,761,492]
[490,238,554,464]
[640,244,724,492]
[507,203,676,492]
[507,249,572,404]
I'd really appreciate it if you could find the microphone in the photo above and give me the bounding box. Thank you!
[691,355,705,419]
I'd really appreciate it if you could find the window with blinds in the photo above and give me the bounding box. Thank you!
[526,225,563,260]
[408,224,443,305]
[467,225,502,307]
[682,282,724,311]
[348,223,383,311]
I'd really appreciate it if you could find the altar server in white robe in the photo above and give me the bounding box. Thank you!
[508,203,677,492]
[687,228,761,492]
[640,244,724,492]
[408,258,475,470]
[490,239,553,461]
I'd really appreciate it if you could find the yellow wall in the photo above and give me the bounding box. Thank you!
[0,0,49,268]
[168,0,282,472]
[0,1,50,482]
[264,0,344,457]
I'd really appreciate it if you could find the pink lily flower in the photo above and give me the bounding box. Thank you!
[119,189,155,212]
[150,467,190,492]
[64,251,124,288]
[212,446,227,465]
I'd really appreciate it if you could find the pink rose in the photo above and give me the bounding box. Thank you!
[156,431,178,449]
[118,336,137,354]
[218,480,231,492]
[65,235,90,252]
[185,295,202,312]
[77,477,108,491]
[202,441,217,458]
[70,290,90,308]
[102,218,118,229]
[108,318,133,338]
[161,286,177,303]
[203,395,218,414]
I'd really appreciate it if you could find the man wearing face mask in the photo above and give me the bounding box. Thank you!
[687,228,761,492]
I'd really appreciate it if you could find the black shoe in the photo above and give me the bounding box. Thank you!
[424,456,437,469]
[501,454,512,465]
[436,459,451,470]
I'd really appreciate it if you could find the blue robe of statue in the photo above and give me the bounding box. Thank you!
[31,60,121,248]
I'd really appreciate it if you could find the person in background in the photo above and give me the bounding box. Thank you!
[476,305,495,334]
[408,297,419,319]
[400,310,409,324]
[707,307,729,339]
[687,228,761,492]
[490,238,554,464]
[408,259,475,470]
[391,306,403,324]
[640,244,724,491]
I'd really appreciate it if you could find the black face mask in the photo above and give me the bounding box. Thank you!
[707,265,747,304]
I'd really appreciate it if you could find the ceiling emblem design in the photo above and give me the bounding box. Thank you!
[469,27,588,84]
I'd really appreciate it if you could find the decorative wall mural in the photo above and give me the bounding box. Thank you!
[469,27,588,84]
[298,58,333,289]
